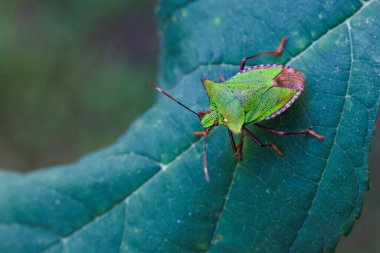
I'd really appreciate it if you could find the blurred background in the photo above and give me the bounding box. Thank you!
[0,1,157,170]
[0,1,378,252]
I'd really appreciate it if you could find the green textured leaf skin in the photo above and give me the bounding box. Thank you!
[0,0,380,253]
[201,65,304,133]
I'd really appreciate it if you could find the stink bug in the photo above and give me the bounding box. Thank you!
[150,37,324,182]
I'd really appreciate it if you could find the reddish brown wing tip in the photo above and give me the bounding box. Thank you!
[273,68,305,92]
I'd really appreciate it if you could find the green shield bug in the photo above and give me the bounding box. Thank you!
[150,37,324,182]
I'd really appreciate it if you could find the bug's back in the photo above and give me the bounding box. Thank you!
[226,65,305,123]
[203,65,305,133]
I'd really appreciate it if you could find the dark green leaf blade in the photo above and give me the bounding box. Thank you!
[1,0,380,253]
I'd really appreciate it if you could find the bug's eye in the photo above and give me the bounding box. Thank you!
[213,120,219,126]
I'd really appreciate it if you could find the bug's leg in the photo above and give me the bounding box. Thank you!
[240,37,287,70]
[194,128,213,182]
[228,129,244,161]
[194,131,207,136]
[228,129,238,153]
[194,125,215,137]
[255,123,324,140]
[236,135,244,161]
[219,76,226,82]
[242,126,284,157]
[203,129,210,182]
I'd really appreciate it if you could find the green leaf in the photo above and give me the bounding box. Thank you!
[1,0,380,252]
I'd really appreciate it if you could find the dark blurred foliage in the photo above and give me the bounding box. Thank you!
[0,0,157,171]
[0,1,379,252]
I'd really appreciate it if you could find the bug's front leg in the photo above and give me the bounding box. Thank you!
[228,129,244,161]
[228,129,237,153]
[242,126,284,156]
[236,135,244,161]
[193,128,213,182]
[194,131,207,136]
[254,123,324,140]
[194,126,214,137]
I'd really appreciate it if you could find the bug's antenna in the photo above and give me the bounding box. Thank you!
[203,128,210,182]
[149,82,198,116]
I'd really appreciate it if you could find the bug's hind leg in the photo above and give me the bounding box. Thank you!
[255,123,324,140]
[242,126,284,157]
[240,37,287,71]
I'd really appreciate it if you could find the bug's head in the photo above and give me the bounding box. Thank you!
[199,109,219,129]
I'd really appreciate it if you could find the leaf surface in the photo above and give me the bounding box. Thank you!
[1,0,380,252]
